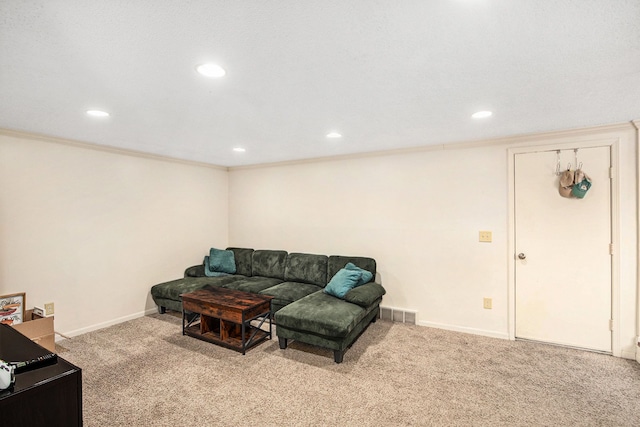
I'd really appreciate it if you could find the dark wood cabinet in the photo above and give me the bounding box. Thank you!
[0,323,82,426]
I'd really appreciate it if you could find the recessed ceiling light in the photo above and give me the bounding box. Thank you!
[326,132,342,138]
[86,109,110,117]
[472,111,492,119]
[196,63,226,78]
[233,147,246,152]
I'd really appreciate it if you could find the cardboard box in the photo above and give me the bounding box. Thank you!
[12,309,55,352]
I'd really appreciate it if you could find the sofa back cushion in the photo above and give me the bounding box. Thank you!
[284,253,328,286]
[252,250,288,279]
[226,247,254,276]
[328,255,376,284]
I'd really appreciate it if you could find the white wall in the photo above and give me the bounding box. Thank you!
[229,144,511,336]
[635,119,640,364]
[0,131,228,336]
[229,124,638,356]
[2,123,636,358]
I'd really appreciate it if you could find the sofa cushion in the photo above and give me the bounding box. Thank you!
[151,276,242,301]
[324,268,362,299]
[184,265,205,277]
[328,255,376,283]
[223,276,283,293]
[344,282,386,307]
[284,253,328,286]
[204,248,236,276]
[226,247,254,277]
[252,250,287,279]
[275,291,367,338]
[259,281,323,306]
[345,262,373,286]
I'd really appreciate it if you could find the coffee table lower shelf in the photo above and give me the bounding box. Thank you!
[181,287,273,355]
[183,312,271,354]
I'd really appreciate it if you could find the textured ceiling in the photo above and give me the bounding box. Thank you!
[1,1,639,167]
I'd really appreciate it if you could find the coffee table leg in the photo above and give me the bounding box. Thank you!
[241,319,246,355]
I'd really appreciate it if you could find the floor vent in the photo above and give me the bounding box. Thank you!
[380,307,417,325]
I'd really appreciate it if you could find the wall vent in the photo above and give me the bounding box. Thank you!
[379,306,417,325]
[380,307,393,322]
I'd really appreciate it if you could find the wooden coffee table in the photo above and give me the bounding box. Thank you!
[181,287,273,354]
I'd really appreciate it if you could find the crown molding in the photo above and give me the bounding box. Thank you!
[0,128,229,171]
[229,121,636,171]
[2,121,635,173]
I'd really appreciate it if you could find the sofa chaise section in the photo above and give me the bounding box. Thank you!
[151,274,244,313]
[275,255,385,363]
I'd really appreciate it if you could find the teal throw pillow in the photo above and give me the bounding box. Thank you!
[324,268,362,299]
[344,262,373,286]
[204,248,236,276]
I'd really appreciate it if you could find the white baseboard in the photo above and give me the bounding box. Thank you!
[416,322,638,360]
[620,348,637,360]
[57,307,158,341]
[417,320,510,340]
[618,336,639,360]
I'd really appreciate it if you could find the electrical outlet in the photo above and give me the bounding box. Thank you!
[44,302,54,316]
[479,231,492,243]
[483,298,492,309]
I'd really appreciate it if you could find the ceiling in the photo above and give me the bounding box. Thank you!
[1,1,639,167]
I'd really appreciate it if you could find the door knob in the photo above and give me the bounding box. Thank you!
[518,253,526,260]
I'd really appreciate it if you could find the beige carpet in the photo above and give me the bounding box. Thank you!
[59,314,640,426]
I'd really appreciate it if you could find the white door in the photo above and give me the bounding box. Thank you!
[514,146,612,352]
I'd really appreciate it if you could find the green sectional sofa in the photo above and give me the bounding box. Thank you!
[150,247,386,363]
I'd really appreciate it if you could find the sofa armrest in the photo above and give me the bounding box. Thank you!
[184,265,205,277]
[343,282,386,307]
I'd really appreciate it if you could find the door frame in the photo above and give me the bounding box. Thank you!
[507,138,621,356]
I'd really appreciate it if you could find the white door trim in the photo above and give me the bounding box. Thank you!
[508,138,621,357]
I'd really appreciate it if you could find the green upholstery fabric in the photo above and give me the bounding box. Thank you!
[275,291,367,338]
[328,255,376,282]
[344,282,386,307]
[203,270,232,278]
[151,278,197,302]
[151,296,183,313]
[226,247,254,277]
[184,265,205,277]
[150,276,238,302]
[324,268,362,299]
[222,276,283,293]
[277,307,379,352]
[284,253,328,286]
[252,250,287,279]
[259,282,323,307]
[204,248,236,275]
[271,302,287,314]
